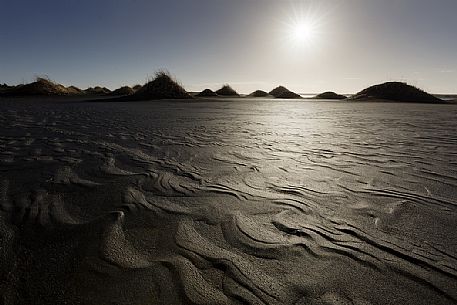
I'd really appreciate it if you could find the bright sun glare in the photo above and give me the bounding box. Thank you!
[291,21,317,44]
[283,3,325,50]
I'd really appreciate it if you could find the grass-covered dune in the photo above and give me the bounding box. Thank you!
[129,71,192,100]
[352,82,442,103]
[1,78,83,96]
[216,85,240,96]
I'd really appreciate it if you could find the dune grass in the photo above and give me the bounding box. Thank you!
[132,71,192,100]
[216,85,240,96]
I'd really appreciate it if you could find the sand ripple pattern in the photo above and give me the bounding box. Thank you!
[0,99,456,304]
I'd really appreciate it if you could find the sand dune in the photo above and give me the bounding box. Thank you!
[85,86,112,95]
[0,97,456,304]
[249,90,270,97]
[314,91,347,100]
[131,71,192,100]
[352,82,442,103]
[1,78,83,96]
[269,86,301,99]
[110,86,135,96]
[196,89,218,97]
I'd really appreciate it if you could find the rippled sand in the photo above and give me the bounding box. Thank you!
[0,97,456,304]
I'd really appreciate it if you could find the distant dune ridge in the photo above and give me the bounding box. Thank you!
[0,76,451,103]
[84,86,111,95]
[1,77,82,96]
[196,89,218,97]
[352,82,442,103]
[66,86,84,95]
[110,86,135,96]
[315,91,347,100]
[131,71,192,100]
[216,85,240,96]
[249,90,269,97]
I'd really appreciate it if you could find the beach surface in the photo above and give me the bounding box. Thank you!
[0,97,456,304]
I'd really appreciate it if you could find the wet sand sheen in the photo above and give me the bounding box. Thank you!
[0,98,456,304]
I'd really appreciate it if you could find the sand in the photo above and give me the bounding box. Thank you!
[0,97,456,304]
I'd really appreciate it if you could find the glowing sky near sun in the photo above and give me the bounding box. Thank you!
[1,0,456,93]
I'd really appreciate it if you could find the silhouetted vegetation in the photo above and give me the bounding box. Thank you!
[216,85,240,96]
[196,89,218,97]
[249,90,269,97]
[352,82,442,103]
[0,83,13,94]
[314,92,347,100]
[131,71,192,100]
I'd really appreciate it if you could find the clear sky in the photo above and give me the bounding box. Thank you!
[1,0,456,94]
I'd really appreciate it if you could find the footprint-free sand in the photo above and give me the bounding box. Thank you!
[0,97,456,304]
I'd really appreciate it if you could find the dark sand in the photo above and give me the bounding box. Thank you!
[0,97,456,304]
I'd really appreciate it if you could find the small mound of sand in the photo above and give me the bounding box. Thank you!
[249,90,269,97]
[66,86,84,95]
[111,86,135,96]
[315,92,347,100]
[352,82,442,103]
[132,71,192,100]
[269,86,301,99]
[3,78,73,96]
[216,85,240,96]
[196,89,218,97]
[269,86,290,98]
[84,86,111,95]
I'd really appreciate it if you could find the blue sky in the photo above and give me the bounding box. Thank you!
[1,0,456,93]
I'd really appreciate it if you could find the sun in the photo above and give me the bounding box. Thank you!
[281,3,326,50]
[290,20,317,45]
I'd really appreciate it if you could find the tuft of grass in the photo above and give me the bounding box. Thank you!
[216,84,239,96]
[132,71,192,100]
